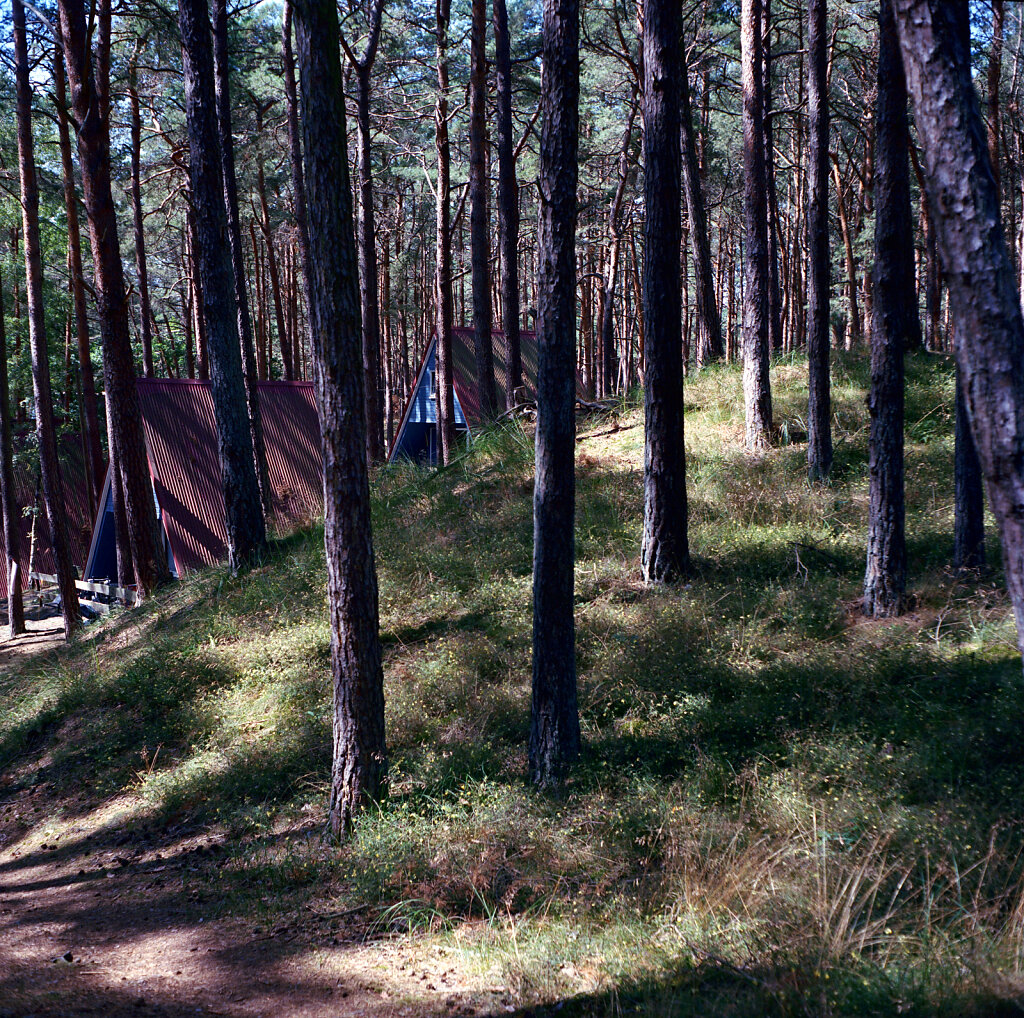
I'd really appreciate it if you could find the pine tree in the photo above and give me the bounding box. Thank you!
[292,0,387,833]
[179,0,268,570]
[640,0,689,584]
[530,0,581,785]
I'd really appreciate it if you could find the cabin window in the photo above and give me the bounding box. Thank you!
[428,369,437,398]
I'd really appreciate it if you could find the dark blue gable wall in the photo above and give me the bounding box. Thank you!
[393,342,468,462]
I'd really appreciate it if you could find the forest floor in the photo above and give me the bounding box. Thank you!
[3,351,1024,1017]
[0,603,67,664]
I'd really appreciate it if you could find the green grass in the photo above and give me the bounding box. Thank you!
[2,349,1023,1015]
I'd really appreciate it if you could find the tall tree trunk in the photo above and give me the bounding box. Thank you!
[530,0,580,786]
[0,270,25,637]
[95,0,111,118]
[580,251,594,396]
[954,363,985,569]
[256,162,291,381]
[247,225,265,379]
[681,40,723,367]
[761,0,783,354]
[988,0,1004,197]
[355,81,384,463]
[53,46,104,512]
[864,0,917,618]
[281,1,313,365]
[187,207,210,379]
[212,0,273,517]
[948,10,987,573]
[434,0,456,464]
[922,190,941,350]
[180,279,196,379]
[14,0,80,638]
[598,97,638,398]
[293,0,385,835]
[469,0,498,418]
[641,0,688,583]
[831,159,862,348]
[741,0,773,450]
[381,241,394,445]
[806,0,832,481]
[893,0,1024,668]
[494,0,522,406]
[343,0,386,462]
[128,53,155,378]
[179,0,267,570]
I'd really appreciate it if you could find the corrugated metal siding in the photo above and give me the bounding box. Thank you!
[256,382,322,524]
[136,379,324,575]
[137,380,227,574]
[0,432,95,601]
[450,327,542,429]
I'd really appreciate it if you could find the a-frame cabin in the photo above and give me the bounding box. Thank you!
[83,379,322,583]
[389,326,539,463]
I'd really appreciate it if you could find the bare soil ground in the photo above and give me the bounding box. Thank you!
[0,602,66,666]
[0,802,500,1018]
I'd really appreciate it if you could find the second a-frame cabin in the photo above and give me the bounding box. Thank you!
[389,326,539,463]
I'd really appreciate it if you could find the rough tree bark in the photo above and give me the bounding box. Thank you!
[953,2,985,571]
[640,0,688,584]
[57,0,169,597]
[342,0,386,461]
[806,0,832,481]
[212,0,273,517]
[494,0,522,406]
[468,0,498,417]
[434,0,456,464]
[741,0,773,450]
[0,269,25,637]
[179,0,267,570]
[293,0,386,834]
[863,0,918,618]
[14,0,81,638]
[530,0,580,786]
[187,205,209,379]
[892,0,1024,667]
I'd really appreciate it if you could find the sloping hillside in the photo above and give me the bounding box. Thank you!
[2,352,1023,1017]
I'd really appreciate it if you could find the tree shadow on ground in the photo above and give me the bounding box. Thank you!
[486,962,1024,1018]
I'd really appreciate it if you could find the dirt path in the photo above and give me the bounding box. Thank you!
[0,807,493,1017]
[0,609,66,667]
[0,609,516,1017]
[0,628,499,1018]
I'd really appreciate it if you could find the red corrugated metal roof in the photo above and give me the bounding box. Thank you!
[0,431,95,601]
[450,326,539,429]
[136,379,322,574]
[253,382,322,524]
